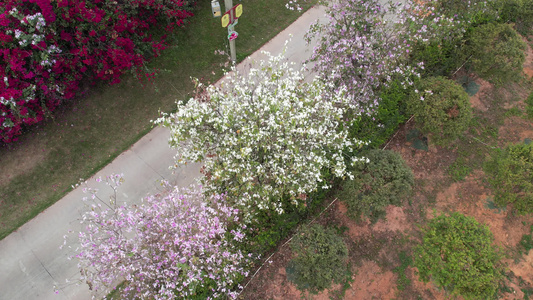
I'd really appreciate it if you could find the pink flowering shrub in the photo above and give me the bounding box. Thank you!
[63,174,251,299]
[305,0,487,115]
[306,0,422,115]
[0,0,195,143]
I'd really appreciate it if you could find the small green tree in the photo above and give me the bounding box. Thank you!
[407,76,472,146]
[414,213,503,300]
[337,149,414,223]
[287,224,349,294]
[466,23,526,85]
[485,142,533,214]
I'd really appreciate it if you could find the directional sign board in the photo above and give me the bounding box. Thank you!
[221,13,230,27]
[221,4,242,27]
[234,4,243,18]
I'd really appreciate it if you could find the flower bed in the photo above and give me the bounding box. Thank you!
[0,0,195,143]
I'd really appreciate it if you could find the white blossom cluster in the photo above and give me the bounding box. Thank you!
[155,51,368,216]
[0,77,15,109]
[1,76,17,124]
[40,45,62,66]
[24,12,46,31]
[7,10,47,47]
[285,0,303,11]
[402,0,490,43]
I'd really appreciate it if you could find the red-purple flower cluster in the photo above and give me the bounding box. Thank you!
[0,0,195,143]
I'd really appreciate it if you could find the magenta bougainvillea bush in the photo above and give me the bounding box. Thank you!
[0,0,195,143]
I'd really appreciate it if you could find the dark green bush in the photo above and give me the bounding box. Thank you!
[414,212,503,300]
[394,251,413,291]
[407,76,472,146]
[240,168,337,255]
[348,80,410,149]
[485,143,533,214]
[465,23,526,85]
[286,224,349,294]
[337,149,414,223]
[493,0,533,35]
[519,225,533,255]
[410,39,464,78]
[409,0,497,78]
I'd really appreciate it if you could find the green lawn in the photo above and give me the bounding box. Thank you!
[0,0,317,240]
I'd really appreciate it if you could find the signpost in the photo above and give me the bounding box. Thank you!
[224,1,242,62]
[234,4,243,18]
[221,4,243,27]
[212,0,242,63]
[221,13,230,28]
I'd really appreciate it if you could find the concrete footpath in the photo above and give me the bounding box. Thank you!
[0,5,327,300]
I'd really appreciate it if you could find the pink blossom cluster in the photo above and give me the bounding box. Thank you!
[403,0,489,43]
[306,0,485,116]
[0,0,195,143]
[66,176,251,299]
[306,0,421,116]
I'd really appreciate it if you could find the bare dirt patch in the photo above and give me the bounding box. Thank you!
[344,260,396,300]
[469,77,493,112]
[523,36,533,79]
[499,116,533,147]
[509,250,533,287]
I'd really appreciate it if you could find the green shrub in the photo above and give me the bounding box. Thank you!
[414,212,503,300]
[348,80,410,149]
[485,143,533,214]
[286,224,349,294]
[493,0,533,35]
[410,39,464,78]
[466,23,526,85]
[519,225,533,255]
[407,76,473,146]
[337,149,414,223]
[240,168,337,255]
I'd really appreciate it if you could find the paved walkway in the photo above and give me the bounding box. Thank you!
[0,6,327,300]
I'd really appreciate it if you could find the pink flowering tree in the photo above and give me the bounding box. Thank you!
[305,0,488,115]
[306,0,421,115]
[62,174,251,299]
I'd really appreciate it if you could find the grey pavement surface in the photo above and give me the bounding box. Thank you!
[0,5,327,300]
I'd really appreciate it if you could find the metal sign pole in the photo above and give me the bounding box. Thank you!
[224,0,236,63]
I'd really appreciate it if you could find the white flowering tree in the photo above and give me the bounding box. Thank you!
[155,52,367,215]
[62,174,251,300]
